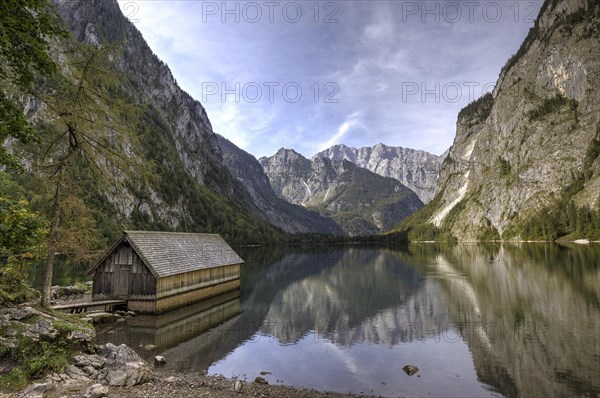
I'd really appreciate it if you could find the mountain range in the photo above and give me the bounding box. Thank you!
[259,149,423,235]
[314,143,445,203]
[3,0,598,243]
[2,0,427,242]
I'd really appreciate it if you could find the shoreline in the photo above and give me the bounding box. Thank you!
[4,369,375,398]
[102,369,377,398]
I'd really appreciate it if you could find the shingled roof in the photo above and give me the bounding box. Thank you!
[90,231,244,278]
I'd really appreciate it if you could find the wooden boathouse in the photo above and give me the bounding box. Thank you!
[88,231,243,314]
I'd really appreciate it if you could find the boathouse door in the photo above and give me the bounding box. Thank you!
[115,265,130,299]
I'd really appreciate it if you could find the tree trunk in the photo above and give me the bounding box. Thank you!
[41,179,62,308]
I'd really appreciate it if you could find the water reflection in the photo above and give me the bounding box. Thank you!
[96,290,241,361]
[25,257,91,289]
[430,243,600,397]
[94,243,600,397]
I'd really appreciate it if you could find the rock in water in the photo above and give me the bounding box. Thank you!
[85,312,121,324]
[254,376,268,385]
[97,343,150,386]
[402,365,419,376]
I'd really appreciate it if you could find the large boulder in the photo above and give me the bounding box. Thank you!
[84,383,109,398]
[97,343,150,386]
[9,306,38,321]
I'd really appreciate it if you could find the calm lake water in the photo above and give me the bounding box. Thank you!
[42,243,600,397]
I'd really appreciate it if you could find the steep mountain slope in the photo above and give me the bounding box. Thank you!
[216,136,343,235]
[53,0,232,197]
[260,149,423,235]
[421,0,600,240]
[314,143,444,203]
[1,0,287,245]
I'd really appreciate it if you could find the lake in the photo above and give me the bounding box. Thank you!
[41,243,600,397]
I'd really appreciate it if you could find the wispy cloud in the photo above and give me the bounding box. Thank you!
[119,0,540,159]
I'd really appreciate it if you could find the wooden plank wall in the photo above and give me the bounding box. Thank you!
[156,264,240,295]
[153,279,241,313]
[93,242,157,301]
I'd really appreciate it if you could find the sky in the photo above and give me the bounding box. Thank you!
[116,0,542,158]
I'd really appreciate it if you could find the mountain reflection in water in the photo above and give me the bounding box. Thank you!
[96,244,600,397]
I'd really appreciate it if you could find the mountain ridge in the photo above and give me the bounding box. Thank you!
[216,136,344,235]
[259,148,423,235]
[314,143,445,203]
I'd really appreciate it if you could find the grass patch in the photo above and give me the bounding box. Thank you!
[0,311,94,393]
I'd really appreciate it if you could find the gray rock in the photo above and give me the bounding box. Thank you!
[234,379,244,392]
[24,319,57,340]
[164,376,176,383]
[254,376,268,385]
[83,365,100,379]
[0,336,16,349]
[46,373,62,382]
[74,354,106,369]
[154,356,166,366]
[97,343,150,386]
[217,135,343,236]
[86,312,121,324]
[402,364,419,376]
[19,382,54,398]
[65,364,90,382]
[83,383,108,398]
[143,344,158,351]
[10,306,38,321]
[68,329,94,343]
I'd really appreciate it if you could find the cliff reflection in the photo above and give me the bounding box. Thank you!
[261,247,450,346]
[430,243,600,397]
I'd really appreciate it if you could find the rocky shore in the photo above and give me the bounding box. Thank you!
[9,370,375,398]
[1,293,377,398]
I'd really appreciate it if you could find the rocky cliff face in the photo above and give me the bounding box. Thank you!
[53,0,232,197]
[314,143,444,203]
[260,149,423,235]
[430,0,600,240]
[217,136,343,235]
